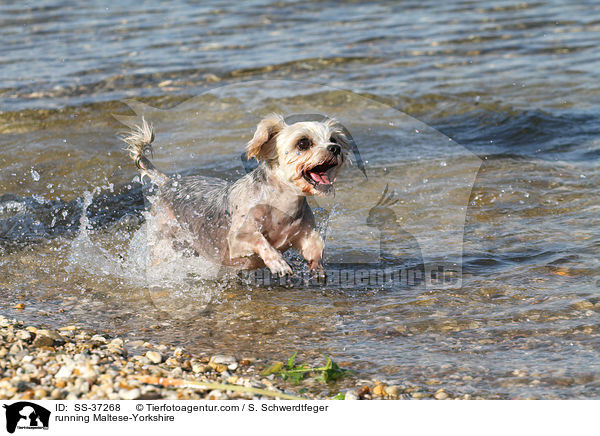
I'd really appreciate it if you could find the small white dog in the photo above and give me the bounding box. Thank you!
[123,114,349,276]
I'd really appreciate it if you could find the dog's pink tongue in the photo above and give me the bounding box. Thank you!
[309,171,331,185]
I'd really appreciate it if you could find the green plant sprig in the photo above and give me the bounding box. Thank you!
[261,353,351,385]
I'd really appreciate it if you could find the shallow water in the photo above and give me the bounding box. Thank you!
[2,0,600,399]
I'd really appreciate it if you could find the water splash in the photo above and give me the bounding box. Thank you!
[68,188,230,313]
[30,168,40,182]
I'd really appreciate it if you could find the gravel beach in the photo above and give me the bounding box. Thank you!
[0,315,445,401]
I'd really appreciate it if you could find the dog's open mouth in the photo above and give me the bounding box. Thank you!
[303,161,337,187]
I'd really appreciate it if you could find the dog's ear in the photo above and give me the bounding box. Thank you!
[246,114,285,161]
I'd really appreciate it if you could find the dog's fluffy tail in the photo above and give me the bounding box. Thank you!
[121,118,168,186]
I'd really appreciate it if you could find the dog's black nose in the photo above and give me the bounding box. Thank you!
[327,144,341,155]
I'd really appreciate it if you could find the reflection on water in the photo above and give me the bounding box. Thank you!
[1,0,600,399]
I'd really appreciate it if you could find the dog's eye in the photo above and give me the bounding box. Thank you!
[329,136,338,144]
[297,137,312,150]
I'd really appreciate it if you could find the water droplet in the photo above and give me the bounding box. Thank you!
[31,169,40,181]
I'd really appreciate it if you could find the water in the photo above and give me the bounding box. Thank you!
[2,0,600,399]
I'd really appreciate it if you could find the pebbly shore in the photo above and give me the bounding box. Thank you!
[0,315,458,400]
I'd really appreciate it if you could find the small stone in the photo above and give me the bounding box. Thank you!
[412,392,425,399]
[127,340,145,348]
[32,335,55,348]
[34,388,48,399]
[14,349,28,360]
[204,73,221,83]
[385,385,401,398]
[9,342,22,354]
[170,367,183,378]
[75,331,91,341]
[132,355,151,365]
[206,389,225,400]
[55,365,74,379]
[107,347,127,357]
[15,303,25,310]
[76,378,91,394]
[373,383,386,397]
[22,363,37,373]
[192,364,209,374]
[119,388,141,400]
[210,355,237,367]
[434,390,449,400]
[146,351,163,364]
[208,362,228,373]
[119,380,134,390]
[35,329,67,345]
[357,385,370,399]
[164,357,179,367]
[50,388,64,399]
[90,335,107,345]
[344,390,359,400]
[16,330,32,341]
[109,338,124,347]
[210,355,235,364]
[75,363,97,380]
[15,380,29,392]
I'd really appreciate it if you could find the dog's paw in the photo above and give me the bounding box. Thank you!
[266,258,293,276]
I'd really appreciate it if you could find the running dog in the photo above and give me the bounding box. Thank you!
[122,114,349,276]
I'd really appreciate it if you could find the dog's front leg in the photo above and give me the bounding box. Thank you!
[294,228,325,277]
[229,229,292,276]
[293,206,325,277]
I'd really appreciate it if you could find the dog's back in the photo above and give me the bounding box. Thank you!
[158,175,232,261]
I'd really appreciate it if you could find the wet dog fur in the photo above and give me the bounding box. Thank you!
[122,114,349,276]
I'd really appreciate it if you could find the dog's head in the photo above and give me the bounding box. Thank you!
[246,114,349,196]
